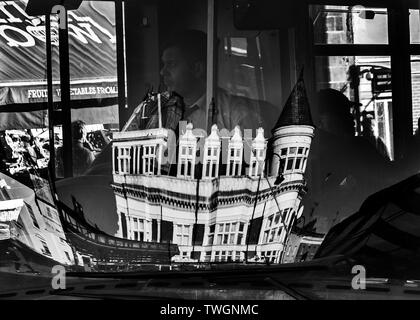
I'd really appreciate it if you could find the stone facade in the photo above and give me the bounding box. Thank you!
[111,76,315,263]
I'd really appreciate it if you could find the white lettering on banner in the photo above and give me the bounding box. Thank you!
[28,89,47,99]
[26,25,47,42]
[0,11,6,23]
[0,24,35,47]
[67,11,116,43]
[0,1,116,47]
[96,86,117,95]
[68,22,102,44]
[0,2,21,23]
[6,1,33,21]
[27,86,117,99]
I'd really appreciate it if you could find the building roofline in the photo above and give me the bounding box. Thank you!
[272,69,314,131]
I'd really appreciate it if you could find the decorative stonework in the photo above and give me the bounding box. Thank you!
[111,74,315,264]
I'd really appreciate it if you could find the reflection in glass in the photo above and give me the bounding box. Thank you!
[310,5,388,45]
[315,55,393,160]
[411,55,420,135]
[410,9,420,44]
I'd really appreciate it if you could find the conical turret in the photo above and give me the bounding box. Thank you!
[270,70,315,180]
[273,69,314,131]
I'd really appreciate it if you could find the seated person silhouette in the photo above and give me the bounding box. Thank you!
[302,89,395,225]
[87,29,278,176]
[128,29,278,133]
[56,120,96,177]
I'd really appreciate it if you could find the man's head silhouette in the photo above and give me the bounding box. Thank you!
[160,30,207,105]
[317,89,357,136]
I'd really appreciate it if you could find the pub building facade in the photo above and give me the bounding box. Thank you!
[111,75,315,263]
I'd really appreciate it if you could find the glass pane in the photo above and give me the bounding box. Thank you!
[223,234,228,244]
[412,55,420,135]
[68,1,118,100]
[0,7,61,180]
[216,1,282,134]
[310,5,388,45]
[0,1,61,106]
[410,9,420,44]
[67,1,118,177]
[8,0,420,294]
[286,158,294,171]
[305,54,407,233]
[315,55,393,160]
[182,235,188,245]
[229,235,235,244]
[267,215,273,227]
[295,158,302,170]
[237,234,243,245]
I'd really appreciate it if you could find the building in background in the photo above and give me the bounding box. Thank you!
[0,170,179,273]
[282,225,325,264]
[111,74,315,263]
[0,172,75,272]
[312,5,398,160]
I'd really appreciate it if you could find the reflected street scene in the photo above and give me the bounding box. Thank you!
[2,0,420,302]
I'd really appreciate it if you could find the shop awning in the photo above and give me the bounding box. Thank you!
[0,0,119,129]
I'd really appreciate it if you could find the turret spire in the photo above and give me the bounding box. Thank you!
[273,68,314,131]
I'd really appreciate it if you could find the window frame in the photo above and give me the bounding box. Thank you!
[262,208,290,244]
[203,145,220,179]
[310,1,414,161]
[227,145,243,176]
[249,147,266,177]
[178,145,196,179]
[175,224,191,246]
[142,145,156,175]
